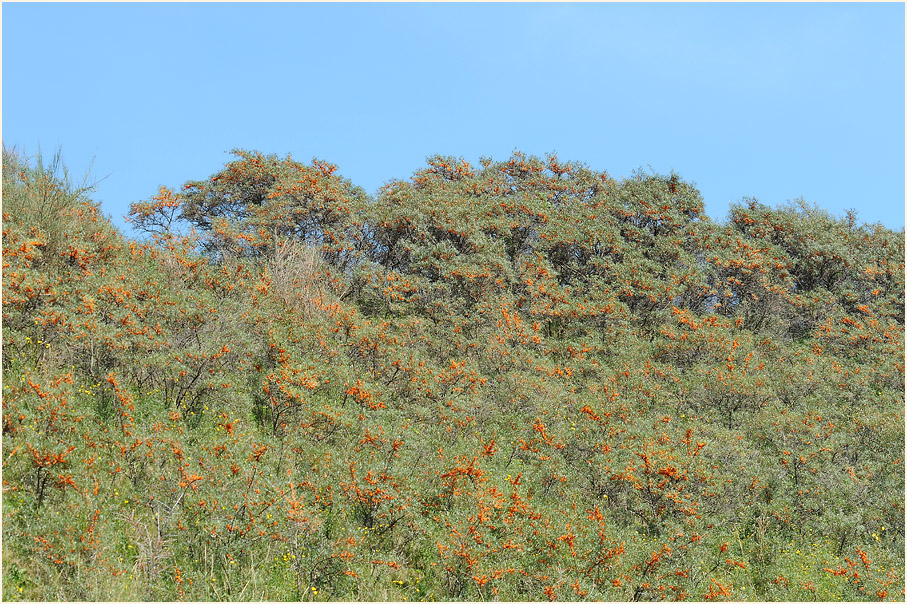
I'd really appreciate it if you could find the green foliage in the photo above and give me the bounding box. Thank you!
[3,146,904,601]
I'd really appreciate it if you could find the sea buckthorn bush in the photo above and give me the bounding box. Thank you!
[3,145,903,601]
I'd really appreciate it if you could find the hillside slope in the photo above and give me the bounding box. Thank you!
[3,147,904,601]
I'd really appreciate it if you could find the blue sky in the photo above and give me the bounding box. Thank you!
[3,3,904,234]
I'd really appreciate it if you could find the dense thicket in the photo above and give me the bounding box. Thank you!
[3,147,904,601]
